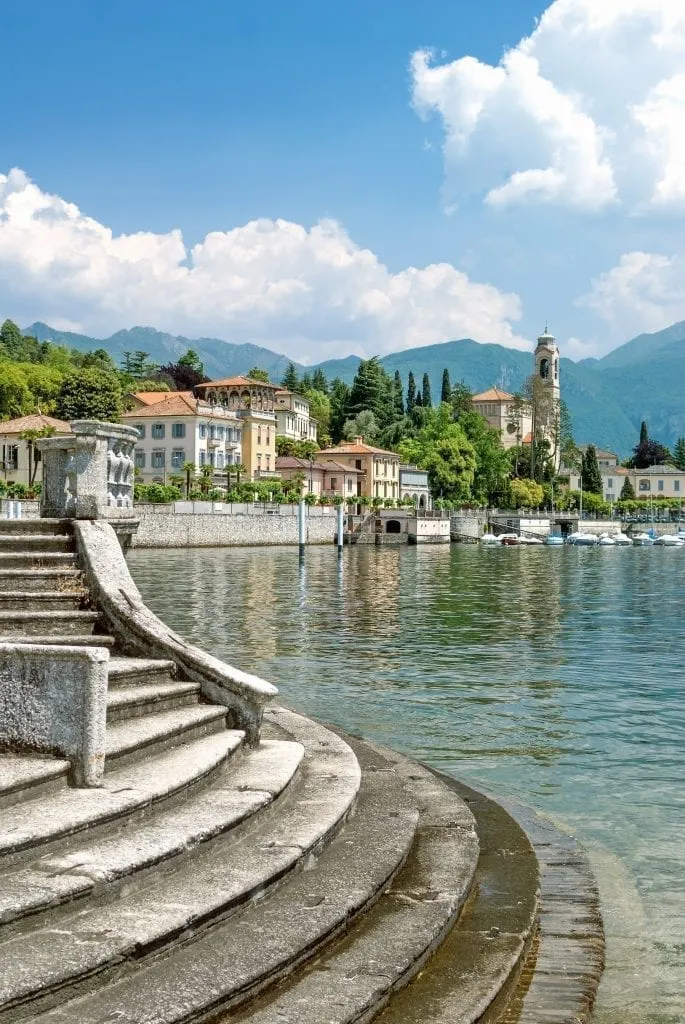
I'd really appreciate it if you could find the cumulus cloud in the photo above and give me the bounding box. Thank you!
[411,0,685,211]
[579,250,685,337]
[0,168,528,360]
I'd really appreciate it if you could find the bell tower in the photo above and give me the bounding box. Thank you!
[533,325,561,468]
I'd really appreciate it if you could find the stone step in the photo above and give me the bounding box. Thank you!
[0,755,70,812]
[0,731,245,866]
[0,634,116,648]
[0,610,99,637]
[0,569,82,593]
[371,772,540,1024]
[225,746,480,1024]
[107,656,178,688]
[0,715,363,1021]
[0,519,72,536]
[0,740,303,935]
[0,534,74,552]
[107,679,202,721]
[105,704,230,768]
[0,591,89,611]
[19,721,412,1024]
[0,551,77,570]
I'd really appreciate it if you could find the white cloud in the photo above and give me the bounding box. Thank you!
[0,168,528,361]
[411,0,685,211]
[579,250,685,337]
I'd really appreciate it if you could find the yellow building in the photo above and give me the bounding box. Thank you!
[471,388,533,449]
[317,437,400,500]
[195,376,279,480]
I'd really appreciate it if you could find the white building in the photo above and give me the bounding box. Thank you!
[122,392,242,483]
[399,465,432,509]
[567,456,685,503]
[274,390,317,444]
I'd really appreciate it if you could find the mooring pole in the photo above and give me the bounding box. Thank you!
[337,503,344,555]
[298,499,306,561]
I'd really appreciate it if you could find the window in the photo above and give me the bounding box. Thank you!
[257,427,262,445]
[330,477,338,490]
[171,449,185,469]
[1,444,18,470]
[266,454,270,470]
[347,478,353,492]
[607,479,613,490]
[199,424,207,439]
[135,451,146,469]
[639,479,650,492]
[355,459,362,470]
[151,450,165,469]
[134,424,145,439]
[199,451,206,466]
[216,452,224,469]
[171,423,185,439]
[209,425,216,440]
[675,481,680,493]
[151,424,165,439]
[266,428,270,445]
[216,425,224,439]
[658,480,664,492]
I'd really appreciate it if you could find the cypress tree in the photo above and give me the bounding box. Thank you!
[414,391,423,408]
[441,368,451,404]
[639,420,648,444]
[393,371,404,417]
[620,476,636,500]
[672,436,685,471]
[407,372,416,413]
[581,445,603,495]
[422,372,432,409]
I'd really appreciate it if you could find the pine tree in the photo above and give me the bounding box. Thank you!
[581,445,603,495]
[393,371,404,417]
[281,362,300,391]
[414,391,423,408]
[620,477,636,500]
[672,436,685,471]
[406,372,416,413]
[301,372,312,392]
[311,368,328,394]
[329,378,351,443]
[639,420,648,444]
[441,368,451,405]
[422,373,432,409]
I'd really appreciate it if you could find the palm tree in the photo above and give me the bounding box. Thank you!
[199,463,214,495]
[169,474,184,490]
[232,462,246,486]
[182,461,196,498]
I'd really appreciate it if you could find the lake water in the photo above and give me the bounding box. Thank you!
[127,543,685,1024]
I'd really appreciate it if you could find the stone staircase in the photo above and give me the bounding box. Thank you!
[0,517,603,1024]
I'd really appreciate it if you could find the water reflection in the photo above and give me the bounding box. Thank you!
[127,544,685,1024]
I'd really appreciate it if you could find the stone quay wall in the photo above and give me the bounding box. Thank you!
[131,503,338,548]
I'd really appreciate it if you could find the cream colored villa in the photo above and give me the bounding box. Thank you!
[0,413,71,487]
[274,390,317,444]
[471,388,533,449]
[195,376,279,479]
[317,437,400,500]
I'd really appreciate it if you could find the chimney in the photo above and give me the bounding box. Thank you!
[354,435,364,445]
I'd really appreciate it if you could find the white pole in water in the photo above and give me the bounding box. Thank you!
[337,502,344,554]
[298,498,306,560]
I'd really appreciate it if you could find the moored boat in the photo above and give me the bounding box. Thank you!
[480,533,500,545]
[654,534,685,547]
[632,532,655,546]
[598,534,616,546]
[612,532,631,546]
[544,534,565,546]
[567,531,599,546]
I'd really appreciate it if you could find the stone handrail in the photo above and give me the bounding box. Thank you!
[74,520,277,744]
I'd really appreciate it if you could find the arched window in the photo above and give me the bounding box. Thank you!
[539,358,550,380]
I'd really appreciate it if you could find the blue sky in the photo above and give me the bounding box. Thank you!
[1,0,684,362]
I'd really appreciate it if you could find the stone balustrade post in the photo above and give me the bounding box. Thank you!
[36,421,139,522]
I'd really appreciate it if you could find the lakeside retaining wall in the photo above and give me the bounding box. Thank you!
[131,504,338,548]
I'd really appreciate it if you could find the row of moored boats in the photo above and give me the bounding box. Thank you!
[481,529,685,547]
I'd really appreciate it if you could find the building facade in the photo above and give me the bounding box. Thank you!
[275,456,362,498]
[567,459,685,503]
[274,390,317,444]
[194,376,279,479]
[471,388,533,450]
[0,413,71,488]
[123,392,242,483]
[399,465,432,508]
[317,437,400,500]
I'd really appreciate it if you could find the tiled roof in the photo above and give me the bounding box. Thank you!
[197,376,279,389]
[317,459,362,473]
[275,456,362,473]
[318,442,399,457]
[635,464,685,475]
[123,392,198,418]
[472,387,516,402]
[0,413,71,435]
[131,392,175,406]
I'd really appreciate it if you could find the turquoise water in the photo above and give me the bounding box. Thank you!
[127,544,685,1024]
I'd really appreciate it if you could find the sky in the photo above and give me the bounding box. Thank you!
[1,0,685,363]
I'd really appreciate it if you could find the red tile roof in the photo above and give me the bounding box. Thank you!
[319,442,399,457]
[123,392,198,417]
[197,376,279,389]
[472,387,516,402]
[0,413,71,435]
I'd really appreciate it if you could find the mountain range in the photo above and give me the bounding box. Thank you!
[24,320,685,457]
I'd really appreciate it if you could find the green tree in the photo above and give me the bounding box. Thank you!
[20,426,55,485]
[581,444,603,495]
[393,370,404,417]
[639,420,648,444]
[459,410,510,505]
[406,372,416,414]
[421,373,432,409]
[672,436,685,471]
[311,368,328,394]
[182,461,196,498]
[247,367,270,382]
[281,362,300,391]
[441,368,451,405]
[620,476,636,500]
[398,405,476,503]
[450,380,474,420]
[347,358,394,426]
[177,349,205,376]
[0,364,33,418]
[343,410,380,445]
[509,477,544,509]
[0,319,24,359]
[302,388,331,445]
[56,369,123,423]
[328,378,350,443]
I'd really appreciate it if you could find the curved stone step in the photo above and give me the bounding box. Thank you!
[0,591,89,611]
[0,716,363,1021]
[104,705,230,767]
[0,552,77,569]
[224,744,480,1024]
[107,679,201,721]
[0,731,244,865]
[0,610,98,636]
[107,657,177,687]
[0,569,82,593]
[18,729,411,1024]
[0,740,304,934]
[0,755,70,811]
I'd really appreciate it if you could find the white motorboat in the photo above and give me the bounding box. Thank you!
[544,534,565,546]
[612,532,631,546]
[480,533,500,545]
[567,531,599,546]
[598,534,616,546]
[632,532,655,546]
[519,535,543,545]
[654,534,685,547]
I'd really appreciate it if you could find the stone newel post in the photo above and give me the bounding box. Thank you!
[36,421,139,521]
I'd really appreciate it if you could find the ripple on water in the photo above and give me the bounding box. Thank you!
[127,543,685,1023]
